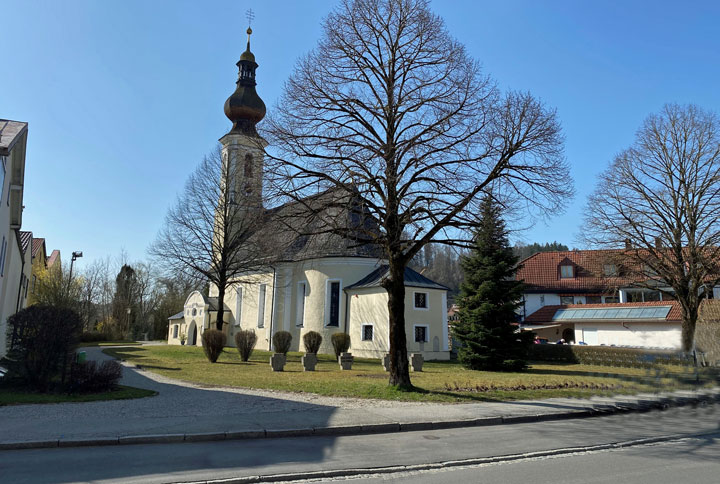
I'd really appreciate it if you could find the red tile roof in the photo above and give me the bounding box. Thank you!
[524,301,682,324]
[47,249,60,268]
[31,237,46,259]
[517,250,632,293]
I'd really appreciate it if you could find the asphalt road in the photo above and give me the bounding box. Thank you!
[343,434,720,484]
[0,404,718,483]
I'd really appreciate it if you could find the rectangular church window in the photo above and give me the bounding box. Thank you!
[327,281,340,327]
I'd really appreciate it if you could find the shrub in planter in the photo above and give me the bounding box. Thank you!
[272,331,293,355]
[331,333,351,359]
[5,305,83,392]
[235,329,258,362]
[69,360,123,393]
[201,329,227,363]
[303,331,323,354]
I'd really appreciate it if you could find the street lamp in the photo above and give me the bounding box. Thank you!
[66,250,83,298]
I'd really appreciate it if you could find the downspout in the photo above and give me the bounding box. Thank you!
[268,265,277,351]
[343,290,350,334]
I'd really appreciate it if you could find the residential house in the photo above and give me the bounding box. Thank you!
[0,119,28,358]
[28,237,47,305]
[16,231,32,310]
[517,250,715,349]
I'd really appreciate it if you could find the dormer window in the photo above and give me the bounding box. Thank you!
[560,265,574,278]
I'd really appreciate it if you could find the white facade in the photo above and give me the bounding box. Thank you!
[0,120,27,358]
[168,257,451,360]
[574,321,681,349]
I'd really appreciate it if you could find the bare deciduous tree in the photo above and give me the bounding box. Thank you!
[150,146,266,331]
[265,0,571,386]
[585,103,720,353]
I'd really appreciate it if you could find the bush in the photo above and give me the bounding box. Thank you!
[201,329,227,363]
[331,333,351,358]
[272,331,292,355]
[303,331,323,354]
[528,344,691,368]
[5,305,83,392]
[80,331,111,343]
[234,330,258,362]
[69,360,123,393]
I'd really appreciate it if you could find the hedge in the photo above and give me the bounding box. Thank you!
[529,344,692,368]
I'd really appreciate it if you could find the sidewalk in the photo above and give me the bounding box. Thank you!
[1,345,718,450]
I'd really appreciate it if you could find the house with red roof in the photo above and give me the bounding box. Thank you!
[516,250,698,349]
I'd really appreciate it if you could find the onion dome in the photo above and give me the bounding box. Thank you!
[224,27,266,136]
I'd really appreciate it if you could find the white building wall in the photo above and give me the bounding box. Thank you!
[524,293,562,317]
[0,236,22,357]
[574,321,681,349]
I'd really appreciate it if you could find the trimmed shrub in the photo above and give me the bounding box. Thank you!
[234,329,258,362]
[5,305,83,392]
[80,331,111,343]
[303,331,323,354]
[273,331,292,355]
[331,333,351,358]
[528,344,691,368]
[69,360,123,393]
[201,329,227,363]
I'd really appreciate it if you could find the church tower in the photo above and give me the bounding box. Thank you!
[220,26,267,210]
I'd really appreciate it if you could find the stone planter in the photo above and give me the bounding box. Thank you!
[270,353,286,372]
[409,353,424,372]
[302,353,318,372]
[339,352,354,370]
[382,354,390,371]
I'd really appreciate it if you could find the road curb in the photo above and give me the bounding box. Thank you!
[1,388,717,451]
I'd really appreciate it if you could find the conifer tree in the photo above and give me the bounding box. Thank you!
[454,196,533,371]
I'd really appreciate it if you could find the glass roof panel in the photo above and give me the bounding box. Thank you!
[551,306,672,321]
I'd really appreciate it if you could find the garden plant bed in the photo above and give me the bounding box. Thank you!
[0,385,156,406]
[102,345,707,403]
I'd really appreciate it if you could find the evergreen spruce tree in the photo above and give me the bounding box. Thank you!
[454,196,533,371]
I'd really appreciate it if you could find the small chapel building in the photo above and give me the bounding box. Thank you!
[167,29,450,360]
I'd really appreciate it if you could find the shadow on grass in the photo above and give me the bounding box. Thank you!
[103,347,149,361]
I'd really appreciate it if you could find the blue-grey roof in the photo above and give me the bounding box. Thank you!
[553,306,672,321]
[345,265,449,291]
[168,311,185,320]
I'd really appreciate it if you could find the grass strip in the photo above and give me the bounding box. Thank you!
[102,345,705,403]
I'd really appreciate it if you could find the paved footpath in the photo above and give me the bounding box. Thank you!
[1,344,718,450]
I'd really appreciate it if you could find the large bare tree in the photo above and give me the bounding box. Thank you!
[150,146,266,331]
[585,104,720,353]
[265,0,571,387]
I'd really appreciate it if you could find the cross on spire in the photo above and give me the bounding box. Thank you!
[246,9,255,28]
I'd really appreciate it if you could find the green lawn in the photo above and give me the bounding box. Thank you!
[0,385,156,406]
[102,345,703,403]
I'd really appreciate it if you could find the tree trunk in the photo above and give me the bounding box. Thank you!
[384,260,411,388]
[681,310,697,353]
[216,284,225,331]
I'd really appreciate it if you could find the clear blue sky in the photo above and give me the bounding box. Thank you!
[2,0,719,268]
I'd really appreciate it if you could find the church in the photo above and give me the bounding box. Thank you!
[167,29,450,360]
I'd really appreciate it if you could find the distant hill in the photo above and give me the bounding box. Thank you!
[513,241,569,261]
